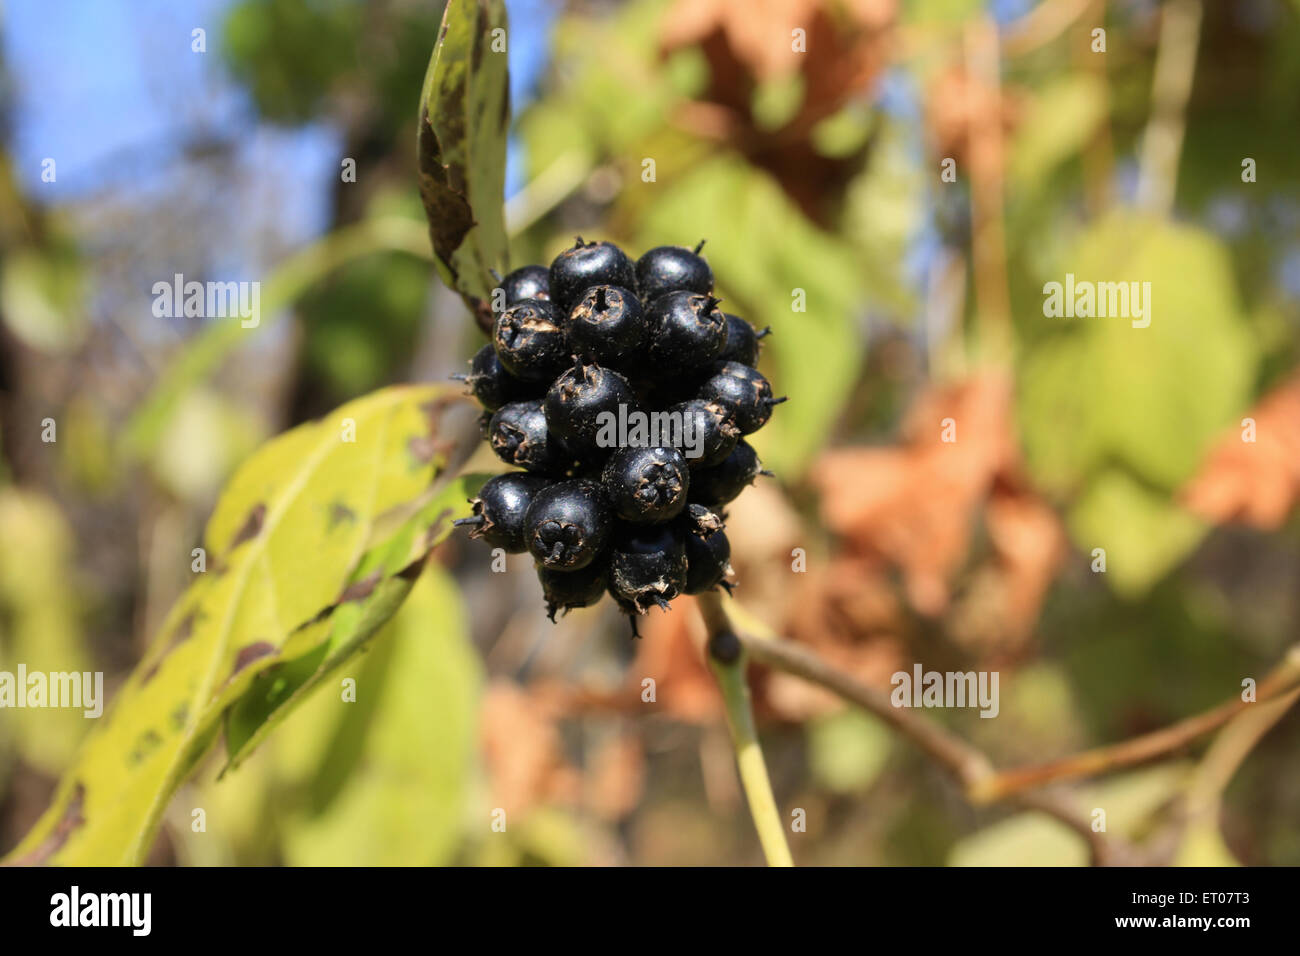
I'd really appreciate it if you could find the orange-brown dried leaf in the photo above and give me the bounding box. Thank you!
[480,679,578,816]
[1181,375,1300,529]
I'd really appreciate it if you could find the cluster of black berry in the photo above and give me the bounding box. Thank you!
[453,238,784,634]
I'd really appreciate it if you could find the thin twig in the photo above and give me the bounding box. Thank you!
[714,596,1300,865]
[1136,0,1203,216]
[972,646,1300,802]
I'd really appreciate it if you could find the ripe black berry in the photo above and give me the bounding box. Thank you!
[608,523,687,615]
[500,264,551,305]
[487,399,571,474]
[566,285,647,369]
[697,361,786,434]
[539,562,607,621]
[453,472,550,553]
[457,344,531,412]
[717,314,770,368]
[663,398,740,468]
[646,292,728,368]
[688,439,766,505]
[635,243,713,302]
[602,446,690,523]
[685,528,733,594]
[492,299,570,382]
[453,239,781,628]
[544,360,638,455]
[524,479,611,571]
[549,237,636,314]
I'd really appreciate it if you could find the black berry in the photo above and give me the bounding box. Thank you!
[602,446,690,523]
[718,314,770,367]
[539,562,607,621]
[685,528,733,594]
[544,359,638,456]
[487,399,571,474]
[566,285,647,369]
[500,264,551,305]
[608,523,687,615]
[453,472,550,553]
[635,243,713,302]
[492,299,570,382]
[697,361,786,434]
[663,398,740,468]
[549,237,636,315]
[688,439,765,505]
[646,292,728,368]
[453,240,781,626]
[457,344,531,412]
[523,479,611,571]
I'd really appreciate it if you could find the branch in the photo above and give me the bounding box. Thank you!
[725,609,1123,863]
[711,596,1300,865]
[972,646,1300,802]
[1136,0,1203,216]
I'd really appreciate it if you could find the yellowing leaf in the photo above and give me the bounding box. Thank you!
[280,566,482,866]
[4,385,479,866]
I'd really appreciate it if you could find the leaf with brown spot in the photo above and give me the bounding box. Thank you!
[418,0,510,333]
[3,386,479,866]
[221,474,488,773]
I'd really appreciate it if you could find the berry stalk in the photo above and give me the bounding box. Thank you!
[697,591,794,868]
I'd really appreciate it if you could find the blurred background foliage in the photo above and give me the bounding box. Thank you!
[1,0,1299,865]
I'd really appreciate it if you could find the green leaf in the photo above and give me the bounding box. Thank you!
[807,709,892,794]
[0,248,88,352]
[1017,212,1256,595]
[1009,75,1107,196]
[948,763,1192,866]
[1068,470,1207,597]
[638,157,864,476]
[0,490,92,773]
[417,0,510,326]
[4,385,480,866]
[279,565,482,866]
[221,471,489,771]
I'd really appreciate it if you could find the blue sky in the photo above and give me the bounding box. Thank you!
[2,0,554,233]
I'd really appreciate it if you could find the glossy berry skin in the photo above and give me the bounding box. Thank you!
[602,446,690,524]
[549,238,636,315]
[567,285,646,369]
[544,360,639,455]
[663,398,740,468]
[635,245,713,302]
[500,265,550,305]
[718,314,767,367]
[461,344,531,412]
[608,523,687,614]
[685,528,732,594]
[453,472,550,553]
[646,292,728,369]
[487,400,571,474]
[539,562,607,621]
[523,479,610,571]
[492,299,570,382]
[697,361,783,434]
[688,439,763,505]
